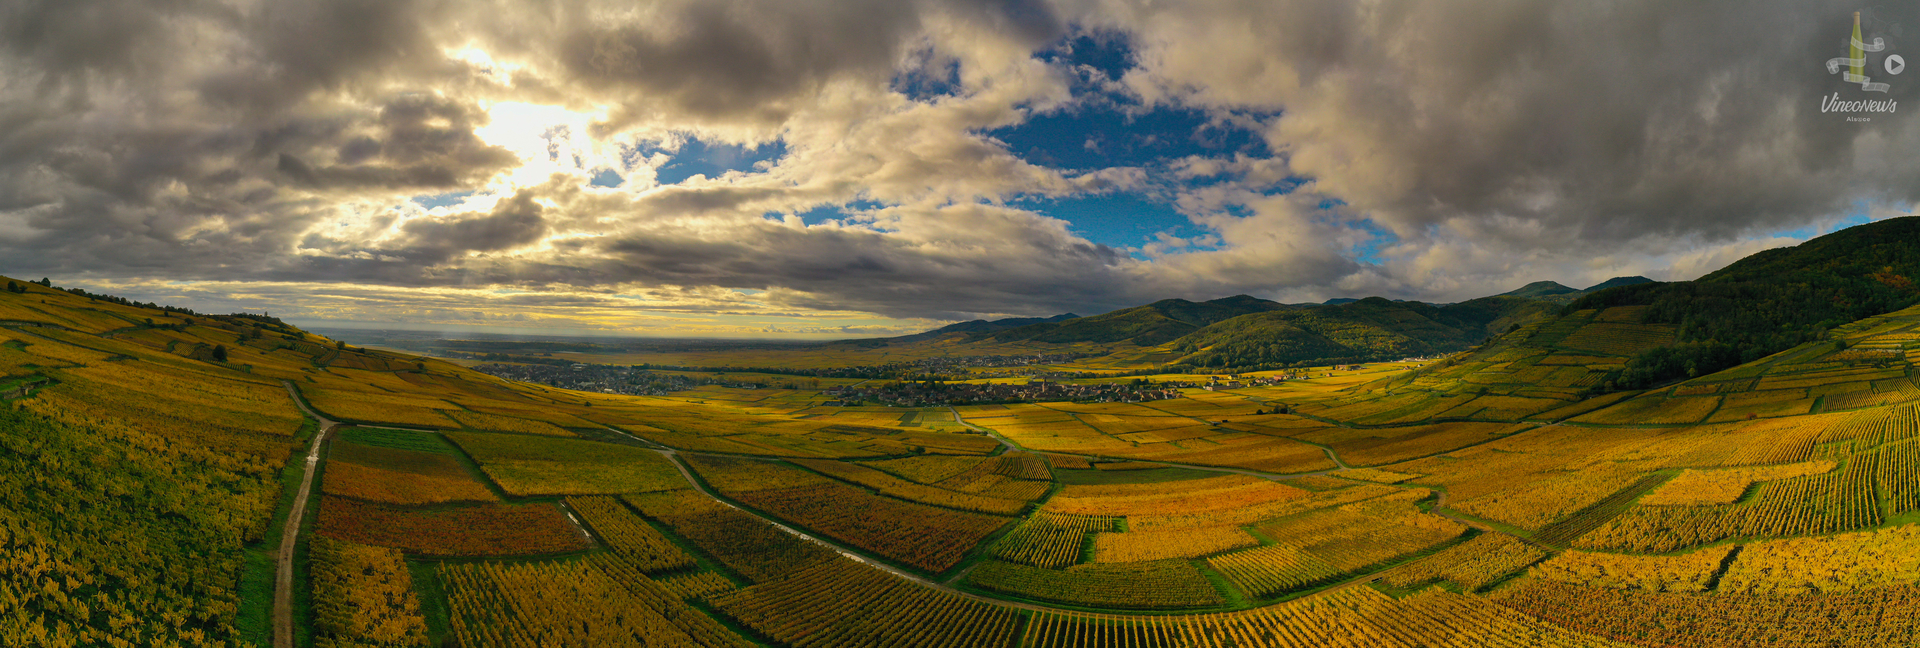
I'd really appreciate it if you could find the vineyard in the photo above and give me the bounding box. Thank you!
[1531,545,1735,593]
[1246,490,1467,575]
[445,431,689,496]
[309,538,431,647]
[1639,460,1837,506]
[566,496,697,573]
[1495,580,1920,647]
[867,454,991,483]
[991,512,1118,567]
[304,388,460,428]
[689,455,1012,572]
[1093,525,1259,562]
[714,480,1009,572]
[1022,586,1634,647]
[316,497,592,557]
[1577,454,1884,552]
[713,558,1022,647]
[440,557,749,647]
[322,440,499,505]
[1381,533,1549,591]
[965,558,1227,609]
[1718,524,1920,595]
[1043,474,1309,517]
[622,490,838,583]
[1208,543,1343,597]
[16,272,1920,646]
[789,457,1030,514]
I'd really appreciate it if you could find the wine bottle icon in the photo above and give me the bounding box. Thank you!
[1830,11,1891,92]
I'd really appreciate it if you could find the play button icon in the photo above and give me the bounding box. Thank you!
[1889,54,1907,76]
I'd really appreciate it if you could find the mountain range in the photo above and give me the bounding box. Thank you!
[875,274,1657,369]
[865,218,1920,373]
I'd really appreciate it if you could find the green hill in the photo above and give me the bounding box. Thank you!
[1326,218,1920,420]
[987,295,1290,346]
[1583,276,1654,292]
[1491,276,1653,304]
[1166,296,1559,368]
[1566,216,1920,389]
[884,313,1078,343]
[1500,281,1581,299]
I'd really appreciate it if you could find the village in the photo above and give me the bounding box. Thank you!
[474,355,1413,405]
[822,371,1326,407]
[470,363,751,396]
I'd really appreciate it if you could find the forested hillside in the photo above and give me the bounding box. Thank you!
[1569,216,1920,389]
[1166,296,1560,369]
[987,295,1290,346]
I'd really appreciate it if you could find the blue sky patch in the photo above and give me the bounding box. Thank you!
[647,138,788,185]
[1770,201,1874,241]
[765,200,888,226]
[410,191,473,210]
[987,105,1270,171]
[1014,192,1195,250]
[589,169,624,188]
[779,204,849,226]
[891,56,964,101]
[1040,31,1135,81]
[1347,217,1397,265]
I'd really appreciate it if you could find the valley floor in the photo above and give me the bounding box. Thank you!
[8,278,1920,647]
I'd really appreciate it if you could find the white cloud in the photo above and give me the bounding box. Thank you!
[2,0,1915,332]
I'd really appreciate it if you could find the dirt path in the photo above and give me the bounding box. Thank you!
[642,443,1079,614]
[947,405,1019,453]
[601,414,1517,617]
[555,499,601,547]
[1426,489,1491,532]
[276,381,339,648]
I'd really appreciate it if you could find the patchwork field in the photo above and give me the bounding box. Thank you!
[12,275,1920,647]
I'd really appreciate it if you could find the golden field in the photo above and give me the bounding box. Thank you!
[10,275,1920,647]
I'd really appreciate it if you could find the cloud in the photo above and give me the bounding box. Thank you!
[1093,0,1920,241]
[3,0,1918,333]
[393,189,550,262]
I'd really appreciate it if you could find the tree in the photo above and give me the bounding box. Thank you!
[212,345,228,362]
[336,340,346,350]
[5,281,17,293]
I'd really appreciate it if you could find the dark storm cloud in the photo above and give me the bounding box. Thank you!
[590,206,1138,320]
[1086,0,1920,258]
[543,0,1063,130]
[269,93,519,191]
[394,190,549,262]
[557,1,922,126]
[1,0,235,82]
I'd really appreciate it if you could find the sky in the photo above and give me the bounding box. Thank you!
[4,1,1920,338]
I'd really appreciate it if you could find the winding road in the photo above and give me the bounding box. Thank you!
[587,412,1508,617]
[643,444,1090,614]
[260,395,1532,623]
[275,381,339,648]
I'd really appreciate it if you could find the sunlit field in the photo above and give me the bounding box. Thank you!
[11,274,1920,647]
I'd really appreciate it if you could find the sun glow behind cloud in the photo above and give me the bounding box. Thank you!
[474,101,609,189]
